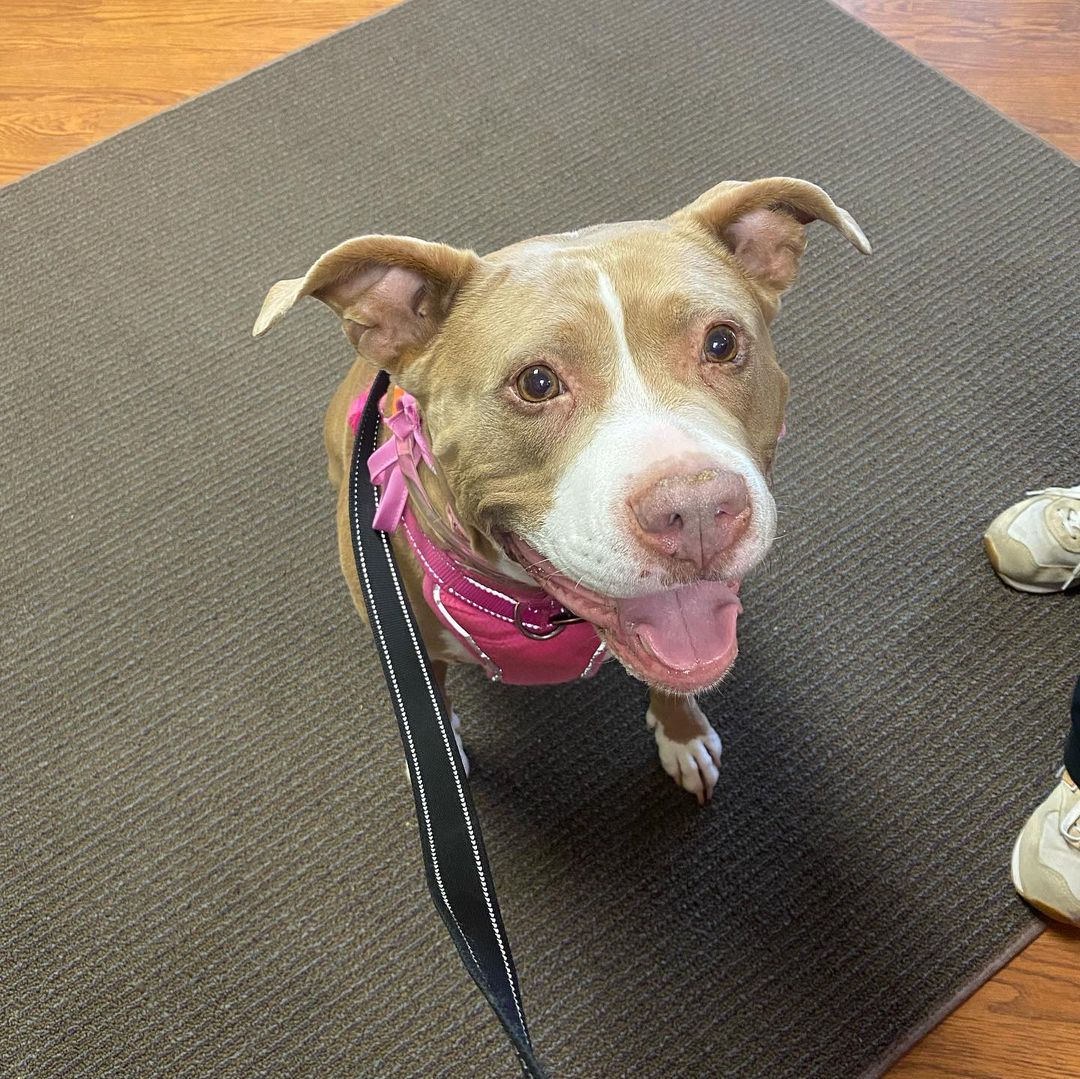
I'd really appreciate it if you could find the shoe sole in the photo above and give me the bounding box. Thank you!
[1011,830,1080,926]
[983,535,1063,594]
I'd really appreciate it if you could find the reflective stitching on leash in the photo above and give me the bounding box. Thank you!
[354,405,531,1048]
[378,516,532,1042]
[351,420,481,976]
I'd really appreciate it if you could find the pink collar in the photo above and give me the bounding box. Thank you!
[349,389,582,641]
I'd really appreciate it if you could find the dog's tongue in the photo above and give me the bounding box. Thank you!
[614,579,742,673]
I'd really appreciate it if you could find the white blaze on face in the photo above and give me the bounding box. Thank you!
[521,263,776,599]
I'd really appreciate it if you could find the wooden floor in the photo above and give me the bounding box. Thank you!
[1,2,1077,1074]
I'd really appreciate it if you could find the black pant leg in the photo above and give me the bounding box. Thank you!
[1065,675,1080,780]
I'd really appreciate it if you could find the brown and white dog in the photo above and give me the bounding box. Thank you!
[254,177,870,804]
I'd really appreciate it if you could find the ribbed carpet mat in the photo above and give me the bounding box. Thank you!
[2,1,1077,1075]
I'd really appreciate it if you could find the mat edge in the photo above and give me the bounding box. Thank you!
[862,914,1046,1078]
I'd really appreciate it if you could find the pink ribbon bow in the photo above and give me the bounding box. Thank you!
[367,392,436,532]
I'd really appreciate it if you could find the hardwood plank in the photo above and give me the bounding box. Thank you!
[890,924,1080,1076]
[0,2,390,183]
[832,0,1080,158]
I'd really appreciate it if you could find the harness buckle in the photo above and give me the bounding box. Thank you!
[513,602,575,640]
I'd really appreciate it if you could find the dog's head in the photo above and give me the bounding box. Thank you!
[255,178,869,692]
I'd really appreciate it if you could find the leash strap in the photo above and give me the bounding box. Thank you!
[348,370,548,1078]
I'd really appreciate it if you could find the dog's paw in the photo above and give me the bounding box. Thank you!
[450,711,470,776]
[646,707,722,805]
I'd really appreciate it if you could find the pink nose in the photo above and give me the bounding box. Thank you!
[629,469,750,571]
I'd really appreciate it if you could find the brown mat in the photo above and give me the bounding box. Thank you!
[2,1,1077,1075]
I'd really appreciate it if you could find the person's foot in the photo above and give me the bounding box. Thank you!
[984,485,1080,593]
[1011,772,1080,926]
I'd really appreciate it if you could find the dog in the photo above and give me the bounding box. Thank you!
[254,177,869,804]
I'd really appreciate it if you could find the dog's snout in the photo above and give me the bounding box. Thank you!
[629,469,750,571]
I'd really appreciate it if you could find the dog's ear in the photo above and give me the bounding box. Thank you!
[252,235,482,370]
[670,178,870,319]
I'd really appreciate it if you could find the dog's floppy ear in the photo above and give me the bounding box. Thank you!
[252,235,482,369]
[670,177,871,319]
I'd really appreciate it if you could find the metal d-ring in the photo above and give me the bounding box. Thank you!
[513,602,566,640]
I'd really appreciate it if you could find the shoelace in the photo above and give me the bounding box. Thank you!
[1060,519,1080,590]
[1061,799,1080,849]
[1057,506,1080,542]
[1025,485,1080,590]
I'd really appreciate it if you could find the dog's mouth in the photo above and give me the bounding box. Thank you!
[503,535,741,693]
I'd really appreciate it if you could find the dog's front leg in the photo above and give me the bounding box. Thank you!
[646,690,723,804]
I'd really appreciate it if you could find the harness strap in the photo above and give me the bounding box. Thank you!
[398,504,572,638]
[348,369,549,1078]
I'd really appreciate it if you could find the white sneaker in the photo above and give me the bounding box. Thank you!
[1011,774,1080,926]
[983,485,1080,593]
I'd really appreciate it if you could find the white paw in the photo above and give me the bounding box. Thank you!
[451,711,470,776]
[646,706,722,805]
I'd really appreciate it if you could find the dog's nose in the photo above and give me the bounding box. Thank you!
[629,469,750,570]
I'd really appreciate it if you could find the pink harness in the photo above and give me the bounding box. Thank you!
[348,390,607,685]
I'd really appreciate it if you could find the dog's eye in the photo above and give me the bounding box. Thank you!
[703,325,740,364]
[515,365,561,403]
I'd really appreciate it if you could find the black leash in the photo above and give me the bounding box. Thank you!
[348,369,548,1078]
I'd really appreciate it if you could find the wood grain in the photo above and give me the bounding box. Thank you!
[832,0,1080,159]
[0,1,1077,1076]
[0,2,387,184]
[892,924,1080,1076]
